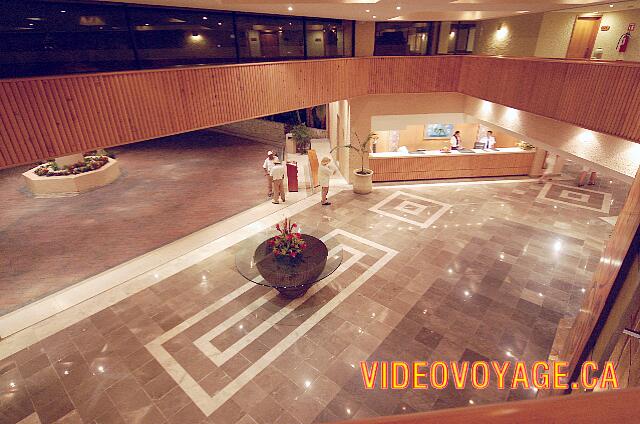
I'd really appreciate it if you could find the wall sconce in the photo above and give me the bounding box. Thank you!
[449,31,456,39]
[496,23,508,40]
[192,31,199,37]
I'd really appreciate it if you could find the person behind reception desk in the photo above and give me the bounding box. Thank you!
[479,131,496,149]
[449,131,461,151]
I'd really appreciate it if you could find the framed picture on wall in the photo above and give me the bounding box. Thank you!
[424,124,453,139]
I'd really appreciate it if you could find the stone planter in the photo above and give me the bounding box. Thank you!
[22,158,120,196]
[352,169,373,194]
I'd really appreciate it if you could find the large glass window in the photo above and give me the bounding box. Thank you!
[0,1,136,78]
[374,22,433,56]
[128,7,236,68]
[236,15,304,61]
[305,20,345,58]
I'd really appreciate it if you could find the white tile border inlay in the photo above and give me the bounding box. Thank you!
[146,229,397,416]
[369,191,452,228]
[536,183,612,214]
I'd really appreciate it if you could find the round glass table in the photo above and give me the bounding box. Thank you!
[236,230,342,298]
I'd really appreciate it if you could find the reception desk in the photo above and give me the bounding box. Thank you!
[369,148,536,182]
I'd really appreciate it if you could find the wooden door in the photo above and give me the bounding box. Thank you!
[566,17,601,59]
[259,33,280,58]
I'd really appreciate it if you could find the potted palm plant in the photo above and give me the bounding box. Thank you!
[332,132,377,194]
[291,124,312,154]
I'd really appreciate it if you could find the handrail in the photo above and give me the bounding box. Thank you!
[332,387,640,424]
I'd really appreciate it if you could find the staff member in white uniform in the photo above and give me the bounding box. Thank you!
[270,158,286,204]
[449,131,461,150]
[263,150,279,197]
[479,131,496,149]
[318,157,335,206]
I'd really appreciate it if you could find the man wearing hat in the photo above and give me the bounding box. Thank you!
[263,150,279,197]
[269,157,286,204]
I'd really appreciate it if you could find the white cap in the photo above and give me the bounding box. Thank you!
[267,150,274,155]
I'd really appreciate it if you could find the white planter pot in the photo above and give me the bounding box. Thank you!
[352,169,373,194]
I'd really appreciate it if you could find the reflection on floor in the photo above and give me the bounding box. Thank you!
[0,163,630,424]
[0,131,279,315]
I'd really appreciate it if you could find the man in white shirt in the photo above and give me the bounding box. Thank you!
[479,131,496,149]
[263,150,279,197]
[270,158,286,204]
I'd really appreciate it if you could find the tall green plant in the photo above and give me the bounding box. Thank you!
[291,124,312,153]
[331,132,377,175]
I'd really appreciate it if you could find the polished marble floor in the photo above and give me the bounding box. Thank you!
[0,130,279,315]
[0,165,630,424]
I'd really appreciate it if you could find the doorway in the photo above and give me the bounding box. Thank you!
[259,32,280,58]
[566,17,601,59]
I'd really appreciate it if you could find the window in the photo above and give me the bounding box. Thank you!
[129,7,236,68]
[305,20,345,57]
[236,15,304,61]
[0,1,136,77]
[447,23,476,54]
[374,22,433,56]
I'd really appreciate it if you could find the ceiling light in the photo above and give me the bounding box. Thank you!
[517,11,529,13]
[365,9,370,13]
[287,6,293,11]
[609,4,614,7]
[396,6,401,10]
[372,15,377,18]
[60,10,66,13]
[202,16,208,20]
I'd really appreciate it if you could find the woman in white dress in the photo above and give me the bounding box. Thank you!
[319,157,335,206]
[538,152,557,184]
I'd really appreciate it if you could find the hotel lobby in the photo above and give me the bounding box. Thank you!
[1,1,640,424]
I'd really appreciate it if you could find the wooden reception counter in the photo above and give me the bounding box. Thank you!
[369,147,536,182]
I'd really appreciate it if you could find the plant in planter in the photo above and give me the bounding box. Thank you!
[268,218,307,260]
[291,124,312,154]
[331,132,378,194]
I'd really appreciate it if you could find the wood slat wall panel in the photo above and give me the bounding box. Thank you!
[0,58,372,168]
[1,56,640,169]
[458,56,640,142]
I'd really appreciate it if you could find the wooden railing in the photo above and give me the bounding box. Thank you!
[1,56,639,169]
[332,387,640,424]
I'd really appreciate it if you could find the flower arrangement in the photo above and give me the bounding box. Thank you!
[517,141,535,151]
[34,155,109,177]
[268,218,307,259]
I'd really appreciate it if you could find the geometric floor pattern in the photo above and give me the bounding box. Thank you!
[0,170,631,424]
[536,183,612,214]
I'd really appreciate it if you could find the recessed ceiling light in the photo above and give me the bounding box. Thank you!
[202,16,208,20]
[396,6,401,10]
[372,15,377,18]
[609,4,614,7]
[60,10,66,13]
[365,9,370,13]
[287,6,293,11]
[517,10,529,13]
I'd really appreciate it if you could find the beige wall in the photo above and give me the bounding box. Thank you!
[355,21,375,56]
[474,13,544,57]
[473,8,640,61]
[534,12,577,58]
[595,9,640,60]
